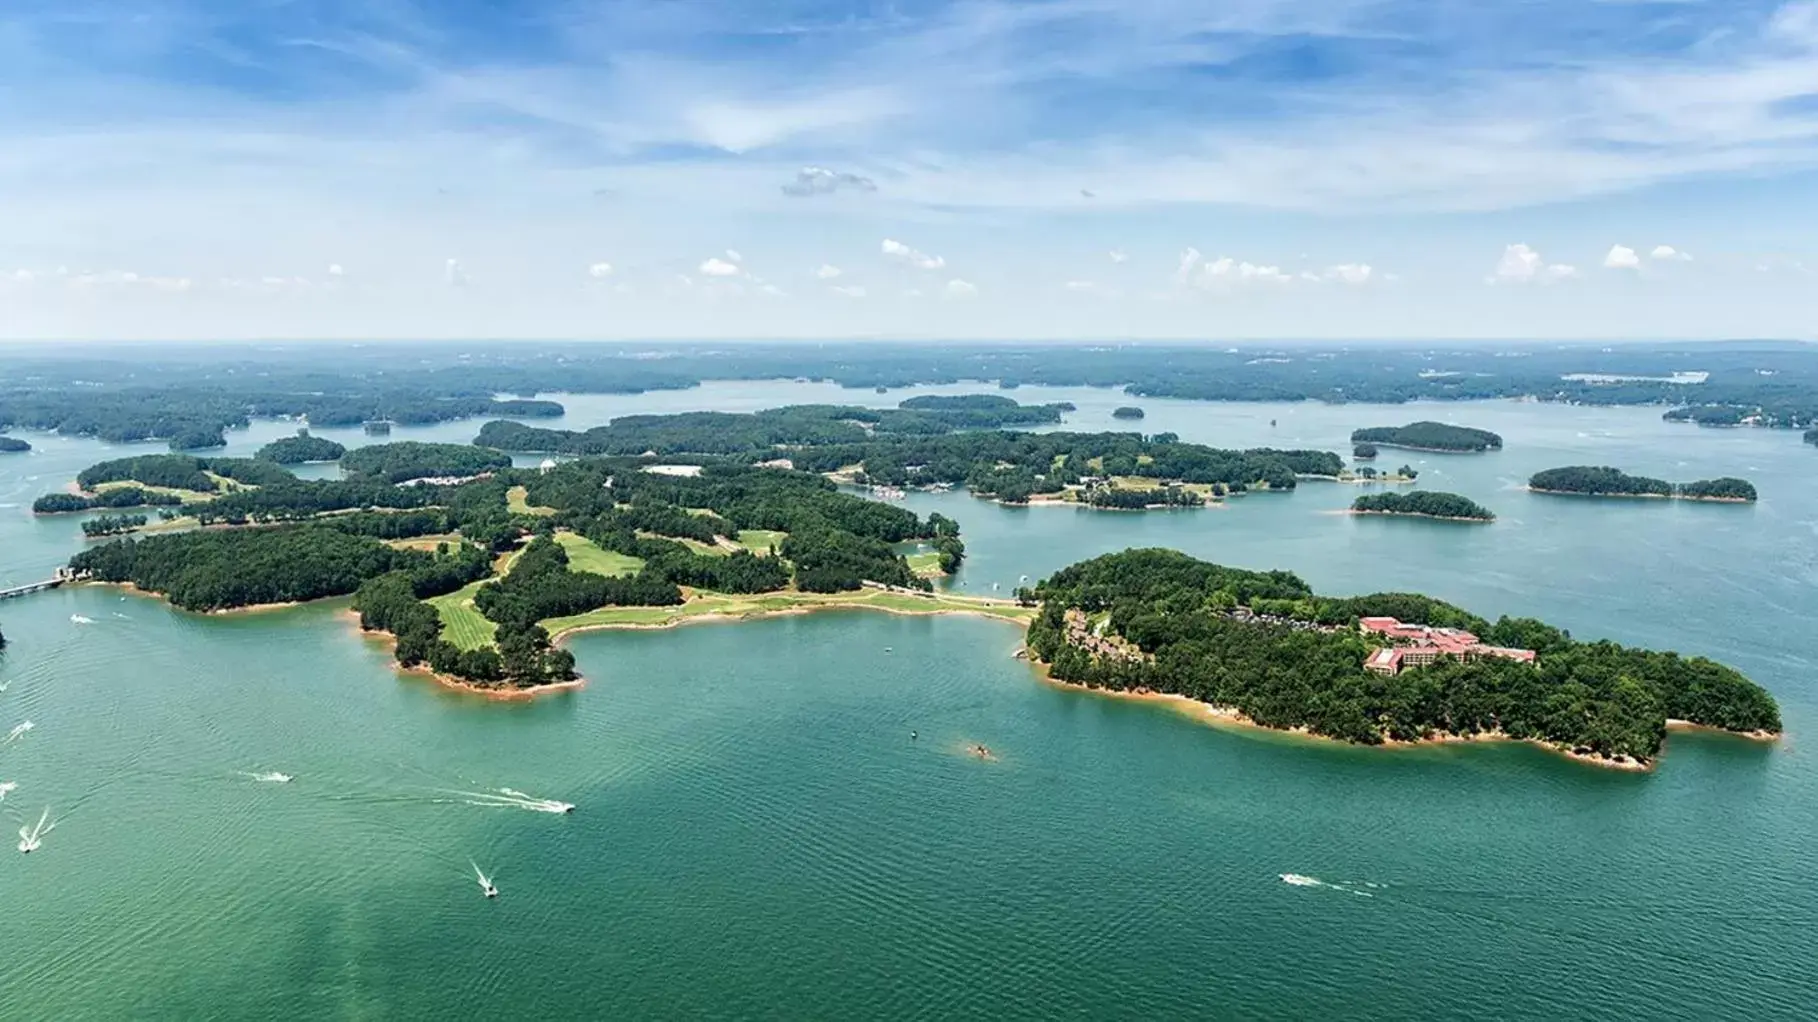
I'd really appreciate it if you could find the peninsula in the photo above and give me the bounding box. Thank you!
[1022,549,1780,768]
[1350,491,1495,521]
[1351,422,1503,453]
[1528,466,1758,502]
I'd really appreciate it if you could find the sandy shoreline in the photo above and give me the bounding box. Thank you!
[547,596,1031,643]
[1666,718,1780,741]
[1029,663,1656,771]
[1526,487,1753,504]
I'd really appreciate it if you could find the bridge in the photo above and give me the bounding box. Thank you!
[0,568,81,601]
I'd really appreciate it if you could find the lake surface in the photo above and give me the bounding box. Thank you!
[2,385,1814,1018]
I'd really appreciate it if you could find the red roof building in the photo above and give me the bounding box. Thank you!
[1360,617,1536,675]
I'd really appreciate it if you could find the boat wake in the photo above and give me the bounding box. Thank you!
[243,771,294,784]
[437,787,575,814]
[1279,873,1376,897]
[70,614,95,625]
[3,720,32,745]
[17,806,54,853]
[0,780,16,801]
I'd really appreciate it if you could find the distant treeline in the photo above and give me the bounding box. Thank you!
[34,487,184,514]
[1112,406,1145,420]
[74,454,293,492]
[256,434,346,463]
[1352,491,1495,521]
[475,397,1068,456]
[1350,422,1503,452]
[1025,549,1781,763]
[1529,466,1757,502]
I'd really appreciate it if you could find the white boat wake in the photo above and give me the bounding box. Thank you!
[17,806,54,853]
[243,771,293,784]
[471,860,499,898]
[1279,873,1374,897]
[3,720,32,745]
[0,781,16,801]
[70,614,95,625]
[437,787,575,814]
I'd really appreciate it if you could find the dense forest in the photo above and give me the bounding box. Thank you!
[340,442,513,483]
[1112,406,1145,419]
[1529,466,1758,501]
[74,454,294,492]
[256,434,347,463]
[1085,483,1204,508]
[1351,422,1503,452]
[1352,491,1495,520]
[0,436,29,452]
[33,487,183,513]
[9,342,1818,450]
[69,526,455,611]
[1025,549,1781,763]
[1353,442,1377,459]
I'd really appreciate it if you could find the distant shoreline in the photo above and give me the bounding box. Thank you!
[1359,442,1496,454]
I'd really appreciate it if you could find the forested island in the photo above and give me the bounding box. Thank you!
[1351,491,1495,521]
[1353,443,1377,459]
[1529,467,1758,502]
[1112,406,1145,420]
[1023,549,1780,767]
[256,434,347,464]
[66,453,999,693]
[340,441,512,483]
[0,436,29,453]
[1351,422,1503,452]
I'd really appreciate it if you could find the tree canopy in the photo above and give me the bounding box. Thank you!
[1352,491,1495,520]
[339,442,513,483]
[1529,466,1757,502]
[1350,422,1503,452]
[256,434,347,463]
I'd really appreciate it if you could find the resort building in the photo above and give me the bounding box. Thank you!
[1359,617,1536,675]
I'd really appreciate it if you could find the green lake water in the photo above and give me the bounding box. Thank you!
[1,384,1814,1018]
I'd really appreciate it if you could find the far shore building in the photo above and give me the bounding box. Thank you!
[1359,616,1536,675]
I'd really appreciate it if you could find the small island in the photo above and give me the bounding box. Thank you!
[1351,422,1503,453]
[1023,549,1780,769]
[1528,466,1757,502]
[0,436,30,453]
[1112,406,1146,420]
[1351,491,1494,521]
[256,433,347,464]
[1352,442,1377,459]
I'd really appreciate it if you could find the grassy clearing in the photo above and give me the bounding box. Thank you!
[94,480,219,502]
[384,533,468,551]
[734,529,787,553]
[906,550,943,575]
[542,586,1033,638]
[553,531,644,576]
[429,580,498,650]
[507,485,555,516]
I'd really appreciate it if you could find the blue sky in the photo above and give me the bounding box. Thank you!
[2,0,1817,340]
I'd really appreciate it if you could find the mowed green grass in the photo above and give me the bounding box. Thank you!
[541,586,1034,638]
[735,529,787,553]
[507,485,556,516]
[554,532,644,576]
[428,581,497,651]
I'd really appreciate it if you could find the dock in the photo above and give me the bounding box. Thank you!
[0,567,80,601]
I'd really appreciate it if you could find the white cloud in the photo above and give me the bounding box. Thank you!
[1603,244,1641,270]
[1202,258,1291,284]
[944,279,977,297]
[445,258,468,288]
[1108,250,1129,264]
[326,263,345,278]
[588,262,615,279]
[1174,247,1203,283]
[814,264,843,280]
[725,249,743,264]
[1489,244,1576,284]
[699,257,742,277]
[781,166,878,197]
[882,238,946,271]
[1650,245,1692,262]
[1324,263,1373,285]
[831,284,867,298]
